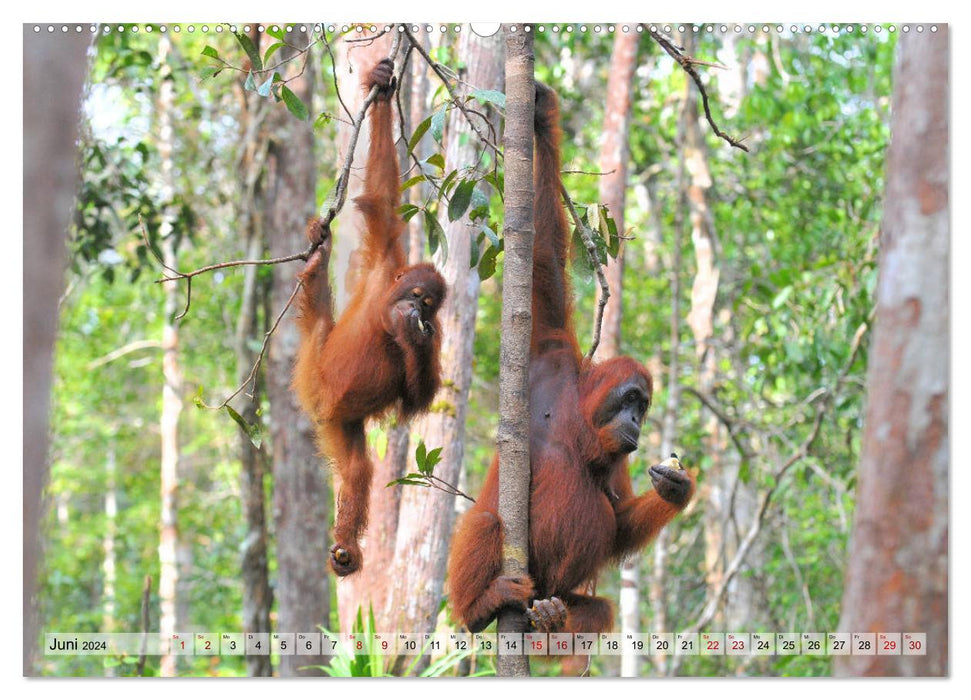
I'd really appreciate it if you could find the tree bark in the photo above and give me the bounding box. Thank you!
[234,31,273,677]
[835,27,948,677]
[156,35,183,679]
[23,25,89,676]
[592,28,639,678]
[387,29,504,674]
[496,25,534,679]
[264,29,332,676]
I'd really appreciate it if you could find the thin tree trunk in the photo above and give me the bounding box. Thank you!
[233,31,274,677]
[592,28,640,678]
[496,24,534,679]
[679,30,730,630]
[156,35,183,679]
[264,29,331,676]
[835,26,948,677]
[236,186,273,679]
[406,31,433,264]
[387,29,503,674]
[649,44,688,675]
[23,25,89,676]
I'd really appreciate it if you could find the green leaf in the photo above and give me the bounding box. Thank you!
[480,223,500,248]
[387,478,430,488]
[367,425,388,461]
[281,86,309,120]
[408,115,433,151]
[233,31,263,72]
[243,70,256,91]
[440,169,459,195]
[224,405,262,449]
[470,89,506,109]
[263,42,284,65]
[257,75,274,97]
[398,203,421,222]
[400,174,426,192]
[448,179,475,222]
[470,237,481,268]
[431,104,447,143]
[266,25,285,40]
[425,446,443,471]
[477,244,499,279]
[201,45,220,60]
[416,440,427,468]
[314,112,334,130]
[772,286,793,309]
[426,153,445,170]
[425,210,448,263]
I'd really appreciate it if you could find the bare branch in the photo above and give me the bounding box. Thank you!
[560,196,610,360]
[88,339,163,369]
[319,28,354,124]
[648,28,750,152]
[198,280,303,410]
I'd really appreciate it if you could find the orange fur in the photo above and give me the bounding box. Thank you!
[293,60,446,577]
[447,83,694,634]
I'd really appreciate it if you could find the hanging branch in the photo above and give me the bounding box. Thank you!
[405,25,610,359]
[198,281,303,409]
[648,27,750,152]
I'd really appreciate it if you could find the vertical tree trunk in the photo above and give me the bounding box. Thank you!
[679,31,728,629]
[406,31,433,264]
[592,28,640,678]
[264,29,332,676]
[387,29,504,674]
[234,38,273,675]
[496,24,534,679]
[835,27,948,677]
[156,35,183,679]
[649,38,689,674]
[23,25,89,676]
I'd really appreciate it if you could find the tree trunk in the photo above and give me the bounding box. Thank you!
[387,29,504,674]
[835,27,948,677]
[679,30,729,630]
[22,25,89,676]
[156,35,183,679]
[264,28,332,676]
[649,39,688,674]
[592,28,639,678]
[406,31,434,264]
[234,37,273,676]
[496,24,534,679]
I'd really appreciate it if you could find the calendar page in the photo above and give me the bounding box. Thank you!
[24,7,949,681]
